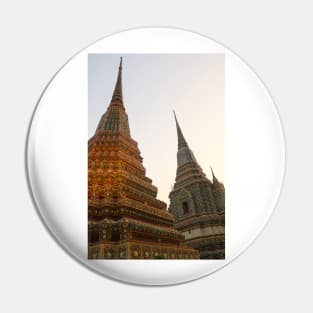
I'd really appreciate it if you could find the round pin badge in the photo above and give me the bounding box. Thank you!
[26,27,285,286]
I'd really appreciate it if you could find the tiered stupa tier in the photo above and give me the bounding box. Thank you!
[88,58,199,259]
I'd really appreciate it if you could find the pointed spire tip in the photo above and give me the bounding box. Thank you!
[173,111,188,149]
[211,166,219,184]
[173,110,178,123]
[111,57,123,103]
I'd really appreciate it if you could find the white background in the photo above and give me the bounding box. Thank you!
[0,1,311,312]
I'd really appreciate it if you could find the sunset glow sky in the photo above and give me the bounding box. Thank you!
[88,54,224,203]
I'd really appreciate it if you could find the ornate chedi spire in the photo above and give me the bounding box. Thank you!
[210,166,219,185]
[88,59,199,259]
[93,57,130,138]
[173,111,200,168]
[173,110,188,149]
[169,111,225,259]
[111,57,123,103]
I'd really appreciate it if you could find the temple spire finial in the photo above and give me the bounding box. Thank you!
[95,57,130,136]
[173,110,188,149]
[111,57,123,103]
[211,166,219,185]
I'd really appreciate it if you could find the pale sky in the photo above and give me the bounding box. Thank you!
[88,54,224,204]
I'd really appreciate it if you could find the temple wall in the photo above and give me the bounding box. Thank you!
[182,225,224,240]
